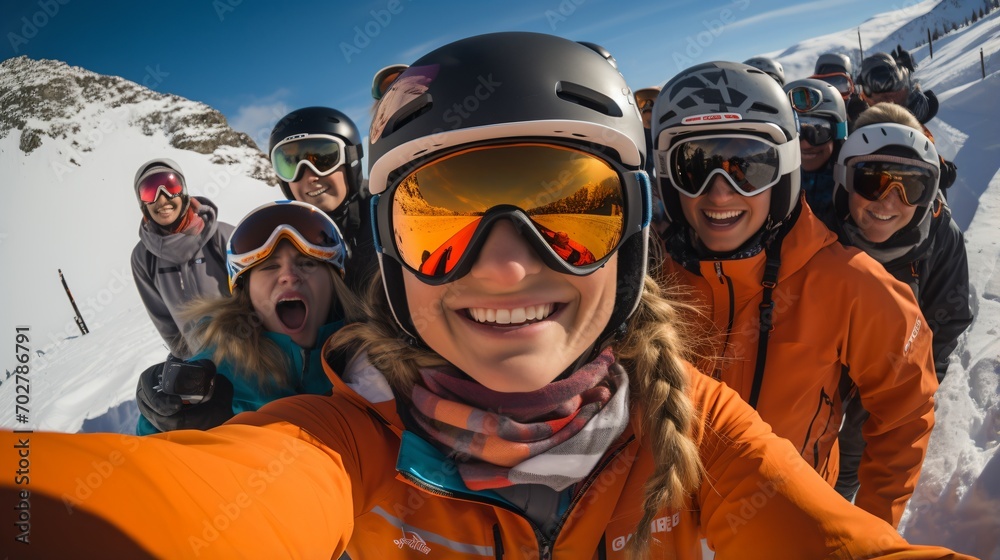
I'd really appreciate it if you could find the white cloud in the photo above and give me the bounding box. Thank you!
[229,89,293,151]
[726,0,866,32]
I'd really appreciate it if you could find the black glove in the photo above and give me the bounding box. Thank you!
[893,44,916,73]
[939,158,958,194]
[136,356,235,432]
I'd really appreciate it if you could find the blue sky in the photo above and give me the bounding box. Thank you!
[3,0,886,150]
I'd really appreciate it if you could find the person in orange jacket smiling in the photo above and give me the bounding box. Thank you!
[651,60,938,528]
[0,34,968,559]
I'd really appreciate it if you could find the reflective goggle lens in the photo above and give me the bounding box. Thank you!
[270,135,345,182]
[798,115,836,146]
[227,202,345,290]
[390,144,626,278]
[810,72,854,99]
[788,86,825,113]
[137,172,185,203]
[669,136,783,197]
[850,161,936,207]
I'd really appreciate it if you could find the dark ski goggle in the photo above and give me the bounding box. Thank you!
[376,142,650,284]
[809,72,855,100]
[798,115,846,146]
[270,134,347,183]
[664,134,799,198]
[137,171,185,204]
[843,156,938,207]
[227,200,346,292]
[860,65,907,96]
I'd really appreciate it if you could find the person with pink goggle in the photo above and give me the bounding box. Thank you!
[131,158,234,358]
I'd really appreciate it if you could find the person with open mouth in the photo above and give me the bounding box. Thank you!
[135,200,364,434]
[653,61,939,528]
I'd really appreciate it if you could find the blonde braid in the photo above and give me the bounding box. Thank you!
[617,276,704,558]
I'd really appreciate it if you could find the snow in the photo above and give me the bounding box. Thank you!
[1,2,999,557]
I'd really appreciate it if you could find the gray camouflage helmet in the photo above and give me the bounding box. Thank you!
[651,61,801,226]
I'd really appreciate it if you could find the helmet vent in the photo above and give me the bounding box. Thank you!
[748,102,779,115]
[657,110,677,126]
[379,93,433,139]
[556,81,623,117]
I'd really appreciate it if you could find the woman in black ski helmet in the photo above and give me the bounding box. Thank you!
[268,107,378,293]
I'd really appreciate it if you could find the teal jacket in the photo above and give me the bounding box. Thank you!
[137,321,342,435]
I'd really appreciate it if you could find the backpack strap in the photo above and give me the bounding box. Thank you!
[748,233,785,409]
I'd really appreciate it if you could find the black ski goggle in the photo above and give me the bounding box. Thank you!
[844,156,938,207]
[375,142,650,284]
[798,115,847,146]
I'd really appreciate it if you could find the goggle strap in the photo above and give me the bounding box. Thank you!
[636,171,652,228]
[835,121,848,140]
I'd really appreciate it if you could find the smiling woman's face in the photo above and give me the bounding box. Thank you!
[848,190,917,243]
[403,220,617,393]
[679,175,772,253]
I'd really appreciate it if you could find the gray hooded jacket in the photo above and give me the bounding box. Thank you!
[131,196,234,358]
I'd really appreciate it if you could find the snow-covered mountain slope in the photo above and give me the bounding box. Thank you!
[0,56,281,431]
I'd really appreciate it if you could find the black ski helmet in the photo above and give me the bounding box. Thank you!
[267,107,365,202]
[133,157,189,221]
[651,61,802,229]
[857,53,909,96]
[367,31,649,353]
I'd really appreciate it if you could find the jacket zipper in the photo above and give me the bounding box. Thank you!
[542,436,635,557]
[296,348,310,393]
[400,435,635,558]
[493,524,504,559]
[714,262,735,378]
[799,387,834,468]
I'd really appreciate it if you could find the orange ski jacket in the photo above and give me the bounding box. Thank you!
[0,358,964,559]
[661,202,938,527]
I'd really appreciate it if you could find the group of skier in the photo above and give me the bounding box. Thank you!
[0,32,976,558]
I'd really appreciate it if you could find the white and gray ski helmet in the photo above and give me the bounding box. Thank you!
[652,61,801,227]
